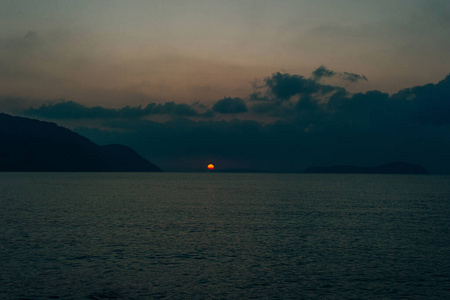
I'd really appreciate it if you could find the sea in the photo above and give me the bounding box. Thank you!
[1,172,449,299]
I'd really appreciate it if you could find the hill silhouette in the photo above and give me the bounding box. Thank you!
[305,162,428,174]
[0,113,162,172]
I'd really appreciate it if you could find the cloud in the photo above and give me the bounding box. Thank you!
[392,74,450,125]
[255,69,361,106]
[250,102,279,114]
[212,97,247,114]
[152,102,199,117]
[342,72,368,82]
[311,65,335,80]
[248,91,270,102]
[295,95,321,112]
[23,100,210,119]
[311,65,368,82]
[264,72,324,101]
[247,70,346,116]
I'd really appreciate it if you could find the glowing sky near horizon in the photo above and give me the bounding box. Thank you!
[0,0,449,106]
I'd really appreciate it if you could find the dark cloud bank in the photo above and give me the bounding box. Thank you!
[5,66,450,173]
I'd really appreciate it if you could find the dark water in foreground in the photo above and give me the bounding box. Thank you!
[1,173,449,299]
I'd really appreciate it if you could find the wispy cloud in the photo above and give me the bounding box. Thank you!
[312,65,367,82]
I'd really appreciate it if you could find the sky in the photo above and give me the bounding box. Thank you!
[1,0,450,173]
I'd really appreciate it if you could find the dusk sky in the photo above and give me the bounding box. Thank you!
[1,0,450,173]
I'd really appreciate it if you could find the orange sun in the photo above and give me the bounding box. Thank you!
[207,164,215,170]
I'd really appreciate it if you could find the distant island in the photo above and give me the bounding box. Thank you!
[0,113,162,172]
[212,169,272,173]
[304,162,428,174]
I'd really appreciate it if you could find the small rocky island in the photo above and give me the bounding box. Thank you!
[0,113,162,172]
[305,162,428,174]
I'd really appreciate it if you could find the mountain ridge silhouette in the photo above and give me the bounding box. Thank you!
[0,113,162,172]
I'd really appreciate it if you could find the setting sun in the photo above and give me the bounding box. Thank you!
[207,164,215,170]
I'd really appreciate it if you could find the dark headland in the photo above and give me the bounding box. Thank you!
[0,113,162,172]
[305,162,429,174]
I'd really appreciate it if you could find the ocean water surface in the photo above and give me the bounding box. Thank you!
[1,173,449,299]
